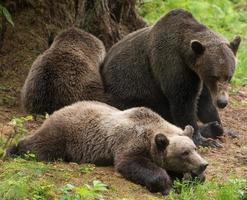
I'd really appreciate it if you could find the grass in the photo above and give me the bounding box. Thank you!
[0,157,246,200]
[168,178,247,200]
[0,158,57,200]
[138,0,247,86]
[0,158,110,200]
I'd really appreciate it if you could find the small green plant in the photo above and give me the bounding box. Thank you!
[31,184,54,200]
[0,158,56,200]
[60,180,108,200]
[0,115,33,158]
[45,113,49,119]
[23,151,37,161]
[0,4,14,26]
[4,115,33,147]
[79,164,95,174]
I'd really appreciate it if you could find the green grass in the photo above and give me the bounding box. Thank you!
[168,179,247,200]
[0,158,57,200]
[0,158,246,200]
[0,158,109,200]
[138,0,247,86]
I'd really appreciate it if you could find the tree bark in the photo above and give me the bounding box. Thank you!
[76,0,146,49]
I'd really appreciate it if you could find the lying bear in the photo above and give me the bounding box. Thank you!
[100,9,241,146]
[6,101,208,194]
[21,28,107,114]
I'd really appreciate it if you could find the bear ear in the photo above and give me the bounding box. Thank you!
[230,36,241,55]
[155,133,169,151]
[183,125,194,139]
[191,40,205,55]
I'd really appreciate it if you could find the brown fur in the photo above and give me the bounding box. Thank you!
[6,101,208,194]
[21,28,108,114]
[100,9,241,143]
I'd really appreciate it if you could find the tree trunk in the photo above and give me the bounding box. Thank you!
[76,0,146,49]
[0,0,146,106]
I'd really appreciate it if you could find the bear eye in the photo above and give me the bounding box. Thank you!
[182,150,190,156]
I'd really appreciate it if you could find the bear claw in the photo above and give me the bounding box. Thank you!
[193,132,223,148]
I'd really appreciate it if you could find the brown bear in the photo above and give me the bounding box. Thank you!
[100,9,241,146]
[21,27,107,115]
[6,101,208,195]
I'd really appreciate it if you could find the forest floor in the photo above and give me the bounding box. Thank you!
[0,85,246,200]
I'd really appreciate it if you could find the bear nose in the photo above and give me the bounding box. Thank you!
[216,100,228,109]
[199,163,208,173]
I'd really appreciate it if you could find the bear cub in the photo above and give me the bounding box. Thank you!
[21,28,107,115]
[6,101,208,195]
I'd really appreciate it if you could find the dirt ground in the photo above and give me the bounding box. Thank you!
[0,86,246,199]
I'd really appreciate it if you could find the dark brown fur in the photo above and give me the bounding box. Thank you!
[21,28,107,114]
[100,9,241,144]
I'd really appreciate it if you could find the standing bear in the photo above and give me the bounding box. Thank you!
[100,9,241,146]
[6,101,208,195]
[21,28,107,114]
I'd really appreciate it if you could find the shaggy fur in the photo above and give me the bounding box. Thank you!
[6,101,208,194]
[100,9,241,143]
[21,28,107,114]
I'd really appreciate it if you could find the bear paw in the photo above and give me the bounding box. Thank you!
[199,121,223,139]
[194,130,223,148]
[146,173,172,195]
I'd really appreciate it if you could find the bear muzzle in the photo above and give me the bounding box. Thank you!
[216,82,229,109]
[216,99,228,109]
[190,153,209,175]
[193,161,208,175]
[198,162,208,174]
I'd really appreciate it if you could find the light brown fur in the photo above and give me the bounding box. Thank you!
[6,101,208,194]
[7,101,206,172]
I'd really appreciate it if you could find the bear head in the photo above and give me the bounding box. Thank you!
[190,36,241,109]
[151,125,208,176]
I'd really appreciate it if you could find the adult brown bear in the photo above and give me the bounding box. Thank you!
[21,28,107,114]
[6,101,208,195]
[100,9,241,147]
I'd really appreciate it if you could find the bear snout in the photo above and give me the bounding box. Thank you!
[198,162,208,174]
[216,83,229,109]
[216,99,228,109]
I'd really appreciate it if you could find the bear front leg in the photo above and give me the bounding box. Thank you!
[169,98,222,148]
[115,154,171,195]
[197,85,224,138]
[197,85,239,138]
[197,85,221,124]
